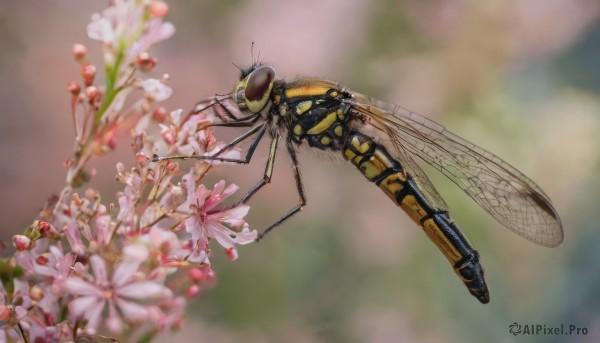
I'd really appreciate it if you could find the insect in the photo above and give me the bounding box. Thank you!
[155,63,563,304]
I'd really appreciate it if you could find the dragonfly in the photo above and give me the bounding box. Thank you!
[155,63,563,304]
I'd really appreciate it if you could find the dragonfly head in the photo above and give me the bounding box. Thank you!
[234,65,276,113]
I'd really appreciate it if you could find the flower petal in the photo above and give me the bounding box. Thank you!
[114,298,147,321]
[64,278,103,297]
[83,298,105,335]
[95,208,114,246]
[112,259,141,288]
[142,78,173,102]
[87,16,115,44]
[218,205,250,221]
[56,252,77,280]
[179,172,196,211]
[184,216,204,241]
[68,295,103,317]
[187,247,209,264]
[106,302,124,333]
[118,281,171,300]
[124,244,150,262]
[232,227,258,245]
[90,255,108,285]
[65,220,85,255]
[204,220,237,249]
[129,19,175,57]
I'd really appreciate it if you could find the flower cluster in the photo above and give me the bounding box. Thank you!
[2,1,256,342]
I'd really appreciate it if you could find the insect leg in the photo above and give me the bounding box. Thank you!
[193,96,257,123]
[211,96,263,123]
[192,94,240,122]
[256,136,307,241]
[210,113,262,127]
[154,122,268,163]
[234,131,279,206]
[203,123,269,164]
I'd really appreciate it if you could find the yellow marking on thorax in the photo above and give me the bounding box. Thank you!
[285,85,331,99]
[334,126,344,137]
[307,112,338,134]
[295,100,313,115]
[293,124,303,136]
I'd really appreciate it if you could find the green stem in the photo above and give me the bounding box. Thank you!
[95,47,125,124]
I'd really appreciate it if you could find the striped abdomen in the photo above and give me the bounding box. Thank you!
[342,131,490,303]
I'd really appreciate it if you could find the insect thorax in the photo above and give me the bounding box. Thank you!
[273,80,352,151]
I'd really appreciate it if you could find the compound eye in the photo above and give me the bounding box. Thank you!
[245,66,275,101]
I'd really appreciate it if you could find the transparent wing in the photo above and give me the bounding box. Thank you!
[362,121,449,211]
[346,92,563,247]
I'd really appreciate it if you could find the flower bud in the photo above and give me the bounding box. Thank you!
[188,268,205,282]
[134,153,148,168]
[86,86,98,102]
[68,81,81,95]
[225,247,238,261]
[29,285,45,302]
[0,305,10,321]
[184,284,201,299]
[166,160,178,172]
[105,130,118,151]
[35,220,55,235]
[152,106,168,123]
[81,65,97,87]
[150,1,169,17]
[72,43,87,61]
[205,268,216,282]
[137,52,158,72]
[160,125,177,146]
[12,235,31,251]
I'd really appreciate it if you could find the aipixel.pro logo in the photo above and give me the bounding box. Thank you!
[509,322,588,336]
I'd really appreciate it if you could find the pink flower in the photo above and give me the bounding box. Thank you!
[177,173,257,262]
[87,0,174,72]
[129,18,175,58]
[15,245,75,297]
[145,227,190,265]
[64,245,172,335]
[87,14,116,46]
[142,78,173,102]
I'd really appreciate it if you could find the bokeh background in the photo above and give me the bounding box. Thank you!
[2,1,600,342]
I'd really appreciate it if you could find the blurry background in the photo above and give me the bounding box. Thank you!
[1,1,600,342]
